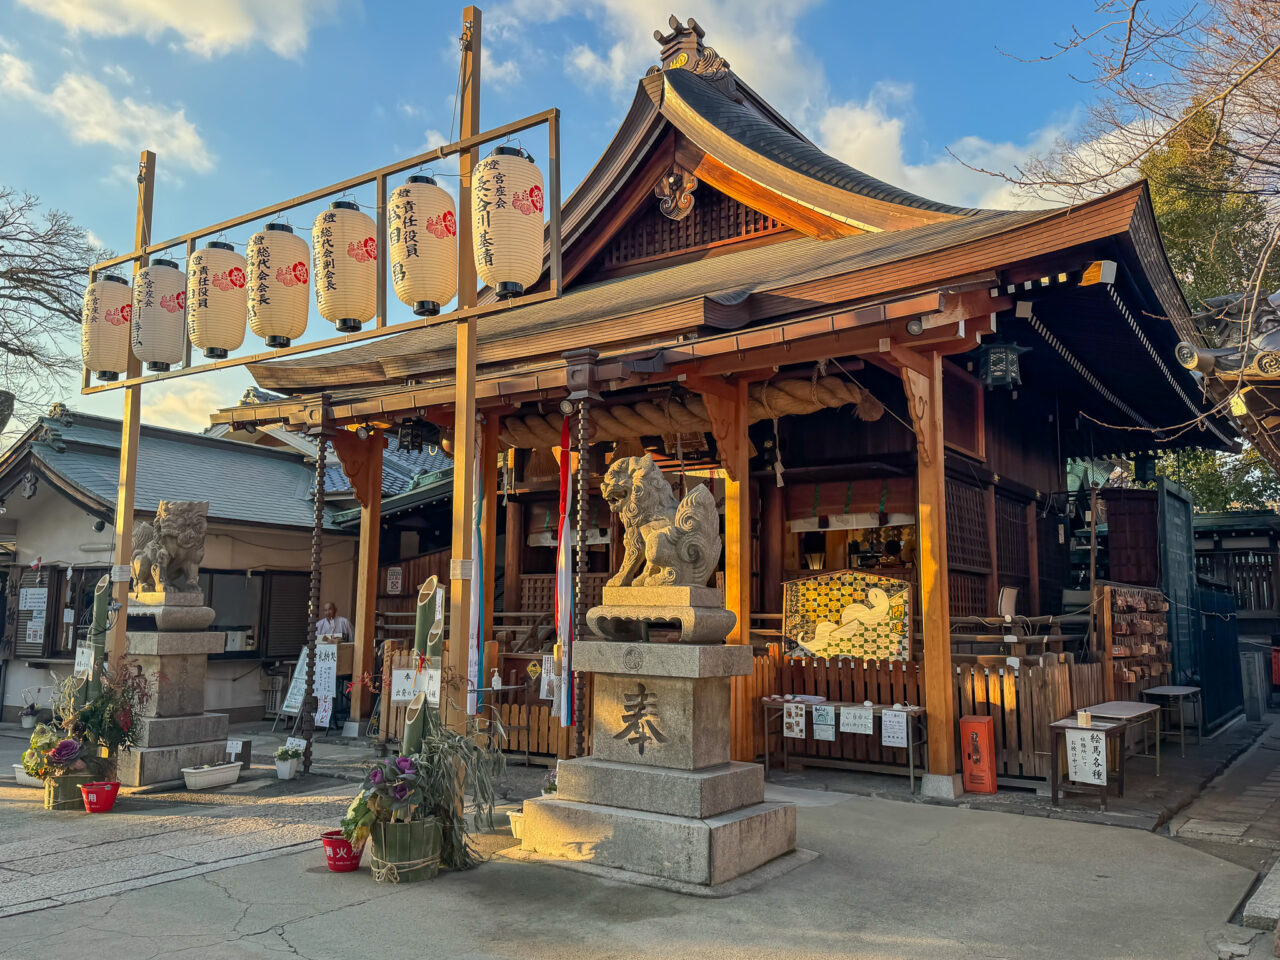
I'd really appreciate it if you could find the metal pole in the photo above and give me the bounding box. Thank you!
[106,149,155,668]
[446,5,481,735]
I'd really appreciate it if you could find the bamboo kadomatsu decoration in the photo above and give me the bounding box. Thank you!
[82,275,132,381]
[498,375,885,448]
[402,575,444,756]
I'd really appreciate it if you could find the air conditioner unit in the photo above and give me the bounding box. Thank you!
[259,673,284,693]
[264,685,284,719]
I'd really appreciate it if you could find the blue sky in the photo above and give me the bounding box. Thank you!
[0,0,1096,432]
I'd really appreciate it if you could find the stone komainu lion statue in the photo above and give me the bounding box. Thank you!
[601,455,721,589]
[130,500,209,594]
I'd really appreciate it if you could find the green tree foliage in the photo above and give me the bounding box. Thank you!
[1155,446,1280,512]
[1138,108,1280,308]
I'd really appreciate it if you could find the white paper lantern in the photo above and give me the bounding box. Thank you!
[313,201,376,332]
[82,275,131,381]
[473,146,544,298]
[389,176,457,317]
[131,259,186,371]
[247,222,310,348]
[187,241,247,359]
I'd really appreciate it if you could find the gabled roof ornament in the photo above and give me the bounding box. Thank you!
[647,15,739,101]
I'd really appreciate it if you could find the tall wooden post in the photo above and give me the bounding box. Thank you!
[897,349,959,796]
[480,413,500,658]
[106,149,155,667]
[351,434,383,722]
[504,491,524,612]
[446,5,481,734]
[760,481,785,614]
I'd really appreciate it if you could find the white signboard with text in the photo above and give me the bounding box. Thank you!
[1066,728,1107,785]
[881,709,909,748]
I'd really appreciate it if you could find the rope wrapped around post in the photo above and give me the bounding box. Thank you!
[498,375,883,449]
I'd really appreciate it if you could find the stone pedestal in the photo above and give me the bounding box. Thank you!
[586,586,738,645]
[521,641,797,892]
[119,595,228,786]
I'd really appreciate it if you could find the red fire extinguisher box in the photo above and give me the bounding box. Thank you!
[961,715,997,794]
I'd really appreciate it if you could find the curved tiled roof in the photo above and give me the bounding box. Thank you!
[661,68,983,218]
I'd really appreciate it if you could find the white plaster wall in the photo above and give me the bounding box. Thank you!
[205,659,267,720]
[9,484,114,567]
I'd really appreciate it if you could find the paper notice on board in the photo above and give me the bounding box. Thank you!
[226,739,243,759]
[813,704,835,727]
[783,702,806,739]
[840,705,874,735]
[881,709,909,747]
[73,645,94,678]
[313,643,338,699]
[1066,728,1106,785]
[390,669,416,703]
[315,697,333,728]
[813,723,836,742]
[284,737,308,753]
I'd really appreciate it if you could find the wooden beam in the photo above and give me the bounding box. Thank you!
[503,482,524,612]
[984,484,998,612]
[698,379,750,482]
[446,5,481,734]
[1026,501,1041,615]
[351,439,382,722]
[328,429,385,510]
[895,349,957,780]
[107,149,155,668]
[760,480,785,614]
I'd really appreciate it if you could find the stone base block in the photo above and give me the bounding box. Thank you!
[591,673,730,770]
[128,605,217,631]
[556,757,763,818]
[116,738,230,786]
[132,590,205,607]
[125,631,226,656]
[921,773,964,800]
[574,640,752,678]
[601,585,723,607]
[131,653,210,718]
[520,796,796,886]
[587,604,737,645]
[132,712,228,748]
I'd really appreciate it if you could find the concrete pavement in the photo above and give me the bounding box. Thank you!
[0,783,1259,960]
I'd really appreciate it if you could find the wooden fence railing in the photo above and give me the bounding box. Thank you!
[771,654,1105,781]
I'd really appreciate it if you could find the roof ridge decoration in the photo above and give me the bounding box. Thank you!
[647,15,740,103]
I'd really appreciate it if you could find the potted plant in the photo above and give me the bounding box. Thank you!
[275,745,303,780]
[18,701,38,730]
[181,761,242,790]
[341,705,504,883]
[541,769,557,795]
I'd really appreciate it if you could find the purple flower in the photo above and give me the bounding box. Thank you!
[368,767,384,785]
[392,782,411,801]
[47,739,81,765]
[395,756,414,774]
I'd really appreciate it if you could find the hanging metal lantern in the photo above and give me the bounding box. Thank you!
[473,146,544,299]
[131,259,186,371]
[313,201,376,332]
[977,341,1030,390]
[247,222,309,348]
[187,241,248,359]
[81,274,132,381]
[389,176,457,317]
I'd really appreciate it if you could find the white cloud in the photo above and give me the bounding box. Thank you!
[816,83,1067,210]
[397,101,423,118]
[142,379,238,433]
[15,0,342,59]
[1,51,213,173]
[102,63,133,85]
[496,0,1069,211]
[486,57,522,89]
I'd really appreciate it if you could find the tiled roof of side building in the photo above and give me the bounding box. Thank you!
[20,412,345,530]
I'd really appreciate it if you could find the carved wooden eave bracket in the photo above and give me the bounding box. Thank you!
[688,375,750,481]
[328,428,386,509]
[654,163,698,221]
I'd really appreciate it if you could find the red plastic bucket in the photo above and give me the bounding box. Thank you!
[80,781,120,813]
[321,830,363,872]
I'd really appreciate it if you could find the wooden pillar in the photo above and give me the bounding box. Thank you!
[107,149,155,667]
[503,491,524,612]
[446,6,481,734]
[760,481,784,614]
[480,412,500,654]
[898,349,958,786]
[1025,502,1040,616]
[353,444,381,722]
[701,377,752,761]
[984,484,998,611]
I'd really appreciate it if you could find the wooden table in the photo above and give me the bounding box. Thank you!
[1087,700,1162,776]
[1141,685,1203,757]
[760,698,927,792]
[1049,717,1129,811]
